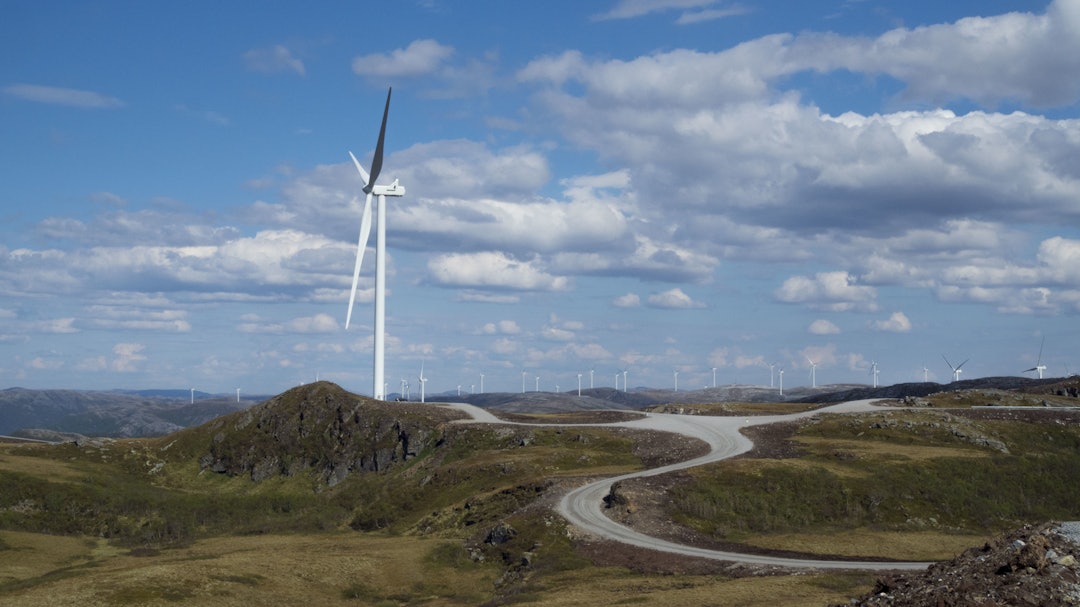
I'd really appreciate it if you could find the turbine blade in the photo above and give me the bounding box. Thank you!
[957,358,970,370]
[345,192,374,329]
[942,354,953,369]
[348,151,370,186]
[364,87,392,194]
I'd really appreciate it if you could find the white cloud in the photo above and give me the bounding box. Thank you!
[481,320,521,335]
[352,39,454,77]
[286,313,339,333]
[243,45,305,75]
[870,311,912,333]
[111,343,146,372]
[427,251,569,291]
[592,0,732,22]
[3,83,125,108]
[613,293,641,308]
[776,271,877,312]
[647,288,704,309]
[808,319,840,335]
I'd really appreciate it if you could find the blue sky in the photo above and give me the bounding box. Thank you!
[3,0,1080,396]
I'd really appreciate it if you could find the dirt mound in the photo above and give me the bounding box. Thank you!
[836,522,1080,606]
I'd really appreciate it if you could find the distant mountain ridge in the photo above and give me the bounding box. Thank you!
[0,387,266,437]
[3,376,1075,438]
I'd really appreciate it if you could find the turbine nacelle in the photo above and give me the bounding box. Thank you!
[371,180,405,197]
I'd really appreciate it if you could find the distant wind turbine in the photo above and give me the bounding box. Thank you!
[480,373,485,394]
[418,361,428,403]
[535,375,540,392]
[344,87,405,401]
[769,363,776,388]
[622,369,628,392]
[1023,337,1047,379]
[614,372,620,391]
[806,356,818,388]
[712,367,717,388]
[923,366,929,383]
[522,370,527,394]
[589,368,594,389]
[235,388,240,403]
[673,368,679,392]
[869,361,879,388]
[942,355,969,383]
[778,368,784,396]
[190,388,194,405]
[577,373,582,396]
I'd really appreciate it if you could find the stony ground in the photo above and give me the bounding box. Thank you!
[834,522,1080,606]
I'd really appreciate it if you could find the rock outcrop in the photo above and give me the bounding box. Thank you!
[176,382,465,485]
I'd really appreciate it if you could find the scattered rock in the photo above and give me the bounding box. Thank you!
[835,522,1080,607]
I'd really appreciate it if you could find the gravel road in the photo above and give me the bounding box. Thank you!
[441,399,933,571]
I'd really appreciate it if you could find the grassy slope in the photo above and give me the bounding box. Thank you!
[2,385,1078,606]
[669,408,1080,560]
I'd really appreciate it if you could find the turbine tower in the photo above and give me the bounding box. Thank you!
[870,361,879,388]
[418,361,427,403]
[1023,337,1047,379]
[622,369,628,392]
[942,355,969,383]
[778,368,784,396]
[673,368,679,392]
[345,87,405,401]
[806,356,818,388]
[711,367,717,388]
[769,363,776,388]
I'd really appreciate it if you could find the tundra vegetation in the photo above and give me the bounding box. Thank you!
[1,381,1078,606]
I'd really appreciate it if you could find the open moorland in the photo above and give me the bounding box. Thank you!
[2,378,1080,606]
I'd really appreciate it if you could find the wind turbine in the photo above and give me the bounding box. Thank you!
[480,373,485,394]
[577,373,582,396]
[778,368,784,396]
[869,361,879,388]
[806,356,818,388]
[418,361,428,403]
[622,369,628,392]
[942,355,969,383]
[1023,337,1047,379]
[522,370,527,394]
[614,372,620,391]
[923,366,929,383]
[673,368,679,392]
[345,87,406,401]
[235,388,240,403]
[589,368,594,389]
[769,363,776,388]
[711,367,717,388]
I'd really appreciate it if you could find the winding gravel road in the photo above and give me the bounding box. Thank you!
[442,399,932,571]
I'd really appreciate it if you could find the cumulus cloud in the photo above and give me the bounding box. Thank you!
[481,320,521,335]
[775,271,877,312]
[352,39,454,77]
[808,319,840,335]
[3,83,125,108]
[647,288,704,309]
[111,343,146,372]
[613,293,641,308]
[427,251,569,291]
[243,45,305,75]
[870,311,912,333]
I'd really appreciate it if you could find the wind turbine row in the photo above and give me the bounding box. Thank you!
[345,88,405,401]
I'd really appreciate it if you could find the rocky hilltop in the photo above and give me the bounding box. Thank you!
[160,381,468,485]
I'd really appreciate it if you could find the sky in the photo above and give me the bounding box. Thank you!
[2,0,1080,397]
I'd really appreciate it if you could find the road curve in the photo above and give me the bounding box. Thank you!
[439,399,933,571]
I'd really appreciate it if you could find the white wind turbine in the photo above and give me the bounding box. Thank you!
[622,369,628,392]
[345,88,405,401]
[769,363,776,388]
[869,361,879,388]
[673,368,679,392]
[923,366,929,383]
[778,367,784,396]
[806,356,818,388]
[943,355,969,383]
[711,367,717,388]
[418,361,428,403]
[1023,337,1047,379]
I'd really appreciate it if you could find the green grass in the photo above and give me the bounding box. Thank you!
[669,411,1080,542]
